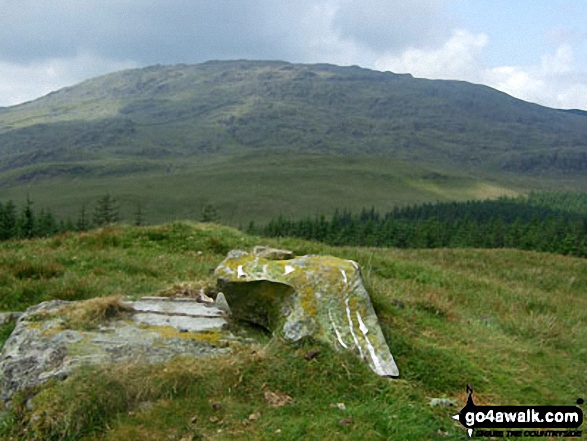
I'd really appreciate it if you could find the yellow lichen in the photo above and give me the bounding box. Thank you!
[191,330,223,344]
[40,324,66,338]
[146,325,225,345]
[298,286,317,317]
[66,336,94,356]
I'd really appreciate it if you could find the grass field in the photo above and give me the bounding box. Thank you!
[0,152,531,226]
[0,222,585,440]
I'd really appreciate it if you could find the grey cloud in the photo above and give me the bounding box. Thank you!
[0,0,451,66]
[331,0,453,54]
[0,0,310,64]
[0,0,466,107]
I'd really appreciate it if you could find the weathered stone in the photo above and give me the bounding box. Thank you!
[129,298,225,317]
[429,398,458,407]
[214,250,399,377]
[132,313,227,332]
[253,246,295,261]
[197,292,215,304]
[0,312,23,326]
[215,292,232,315]
[0,297,236,406]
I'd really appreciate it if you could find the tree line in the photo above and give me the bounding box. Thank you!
[253,196,587,258]
[0,195,142,241]
[0,196,222,241]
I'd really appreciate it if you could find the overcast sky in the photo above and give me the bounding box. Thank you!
[1,0,586,109]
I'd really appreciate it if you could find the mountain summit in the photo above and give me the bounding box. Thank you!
[2,60,586,175]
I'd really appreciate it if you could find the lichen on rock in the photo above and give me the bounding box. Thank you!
[214,248,399,377]
[0,296,236,406]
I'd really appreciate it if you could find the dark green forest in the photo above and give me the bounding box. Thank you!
[4,191,587,258]
[0,194,127,240]
[255,192,587,258]
[0,195,219,240]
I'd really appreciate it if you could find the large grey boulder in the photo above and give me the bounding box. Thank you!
[0,297,234,406]
[214,249,399,377]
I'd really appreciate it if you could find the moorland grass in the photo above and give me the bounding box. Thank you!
[0,152,524,226]
[0,222,585,440]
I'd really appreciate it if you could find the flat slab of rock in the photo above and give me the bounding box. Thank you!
[126,298,228,331]
[215,250,399,377]
[132,313,228,332]
[0,297,234,406]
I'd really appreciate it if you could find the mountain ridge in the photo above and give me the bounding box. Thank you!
[0,60,585,223]
[2,60,586,167]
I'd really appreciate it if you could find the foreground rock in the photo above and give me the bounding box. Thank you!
[0,297,236,406]
[215,248,399,377]
[0,312,22,326]
[252,245,295,260]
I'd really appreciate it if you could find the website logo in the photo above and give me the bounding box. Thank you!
[452,386,584,438]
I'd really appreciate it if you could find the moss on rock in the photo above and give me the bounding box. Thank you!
[214,249,399,377]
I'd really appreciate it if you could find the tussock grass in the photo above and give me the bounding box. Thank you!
[11,340,444,441]
[0,223,585,439]
[25,295,134,331]
[20,350,256,440]
[58,295,134,330]
[156,281,217,299]
[0,153,528,227]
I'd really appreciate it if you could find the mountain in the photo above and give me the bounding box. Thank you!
[0,60,586,224]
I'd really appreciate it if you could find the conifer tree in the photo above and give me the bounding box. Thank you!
[1,200,18,240]
[77,204,90,231]
[36,209,58,237]
[133,203,145,226]
[200,203,219,223]
[64,218,76,232]
[19,196,35,239]
[93,194,119,226]
[246,221,256,234]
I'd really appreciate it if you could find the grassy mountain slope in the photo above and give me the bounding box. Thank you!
[0,60,586,223]
[0,152,520,225]
[0,223,585,439]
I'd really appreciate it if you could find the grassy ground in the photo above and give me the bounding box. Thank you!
[0,223,585,440]
[0,152,526,226]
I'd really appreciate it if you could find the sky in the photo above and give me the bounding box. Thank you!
[1,0,586,109]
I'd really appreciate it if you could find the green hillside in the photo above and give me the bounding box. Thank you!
[0,152,522,226]
[0,223,585,440]
[0,60,586,224]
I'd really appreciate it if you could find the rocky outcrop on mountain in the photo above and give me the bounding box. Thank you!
[215,247,399,377]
